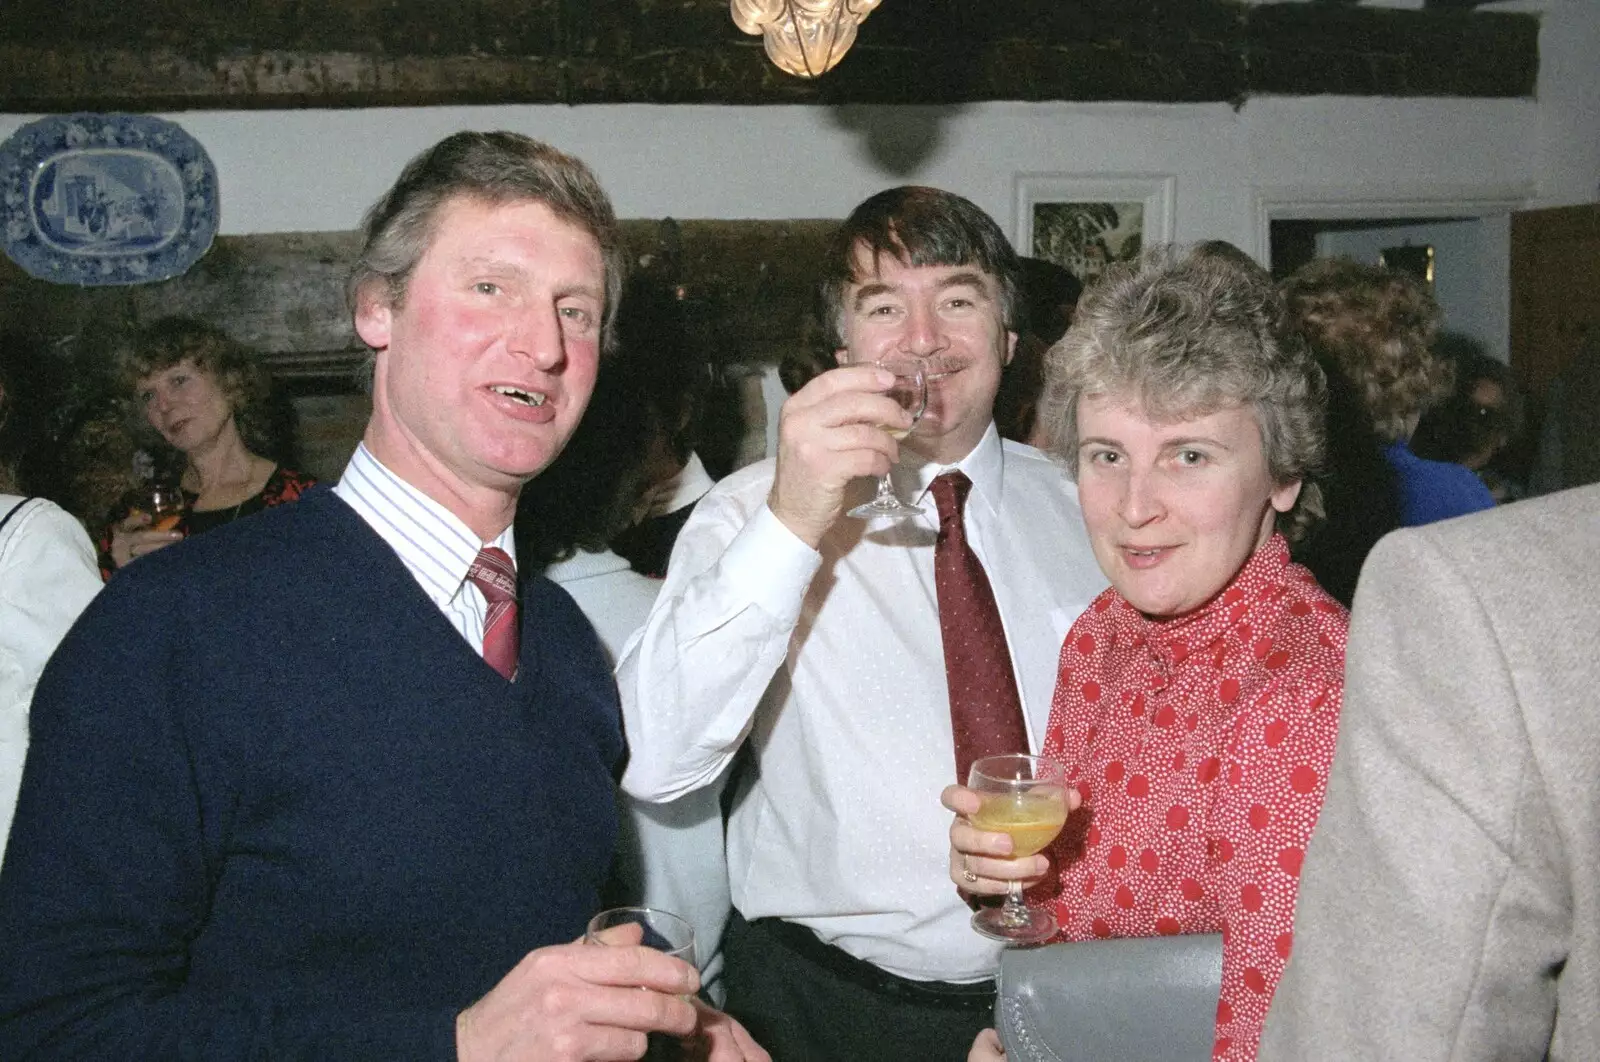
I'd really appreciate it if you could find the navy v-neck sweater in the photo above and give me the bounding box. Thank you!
[0,488,623,1059]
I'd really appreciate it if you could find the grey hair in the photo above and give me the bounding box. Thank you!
[348,131,626,355]
[1038,242,1327,542]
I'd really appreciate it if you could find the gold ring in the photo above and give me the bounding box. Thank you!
[961,856,978,884]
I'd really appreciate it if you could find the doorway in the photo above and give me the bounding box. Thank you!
[1268,215,1508,358]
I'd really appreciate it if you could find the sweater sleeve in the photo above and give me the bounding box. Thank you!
[0,568,458,1061]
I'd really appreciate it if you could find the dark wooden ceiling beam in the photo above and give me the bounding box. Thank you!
[1246,5,1540,98]
[0,1,1538,111]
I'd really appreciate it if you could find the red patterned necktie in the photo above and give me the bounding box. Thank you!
[467,546,519,680]
[932,472,1029,785]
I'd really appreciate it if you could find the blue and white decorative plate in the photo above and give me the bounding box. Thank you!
[0,113,218,286]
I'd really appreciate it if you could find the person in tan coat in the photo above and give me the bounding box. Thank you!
[1260,483,1600,1061]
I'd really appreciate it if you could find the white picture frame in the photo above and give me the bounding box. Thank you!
[1014,174,1176,283]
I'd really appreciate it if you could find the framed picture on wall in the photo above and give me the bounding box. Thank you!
[1379,243,1436,289]
[1014,175,1176,285]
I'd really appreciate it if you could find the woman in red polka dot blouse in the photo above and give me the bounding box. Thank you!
[946,243,1347,1062]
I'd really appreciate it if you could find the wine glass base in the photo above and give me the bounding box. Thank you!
[971,905,1058,945]
[848,499,924,520]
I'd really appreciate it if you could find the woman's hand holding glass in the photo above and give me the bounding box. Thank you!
[109,482,187,568]
[945,783,1051,895]
[943,754,1080,944]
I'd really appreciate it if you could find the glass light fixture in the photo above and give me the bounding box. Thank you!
[730,0,884,78]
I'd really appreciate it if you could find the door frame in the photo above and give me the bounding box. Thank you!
[1250,181,1534,264]
[1252,181,1535,355]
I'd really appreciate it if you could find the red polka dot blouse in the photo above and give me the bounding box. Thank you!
[1037,534,1347,1061]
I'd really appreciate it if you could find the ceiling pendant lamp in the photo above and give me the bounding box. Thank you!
[730,0,884,78]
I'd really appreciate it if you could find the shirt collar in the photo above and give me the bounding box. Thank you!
[900,422,1007,519]
[334,443,517,609]
[646,452,716,518]
[1109,534,1292,668]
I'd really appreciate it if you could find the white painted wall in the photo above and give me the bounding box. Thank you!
[0,97,1548,239]
[1521,0,1600,206]
[1,2,1594,346]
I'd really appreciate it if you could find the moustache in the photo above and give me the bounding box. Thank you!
[919,358,965,378]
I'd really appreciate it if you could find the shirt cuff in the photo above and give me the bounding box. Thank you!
[717,503,822,625]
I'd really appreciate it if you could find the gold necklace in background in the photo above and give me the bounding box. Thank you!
[187,464,262,523]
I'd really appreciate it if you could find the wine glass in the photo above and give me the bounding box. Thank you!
[967,753,1070,945]
[586,907,697,1061]
[847,356,928,520]
[585,905,697,966]
[131,481,188,532]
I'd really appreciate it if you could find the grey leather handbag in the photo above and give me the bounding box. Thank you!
[995,933,1224,1062]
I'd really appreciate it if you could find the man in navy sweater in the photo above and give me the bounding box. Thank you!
[0,132,766,1062]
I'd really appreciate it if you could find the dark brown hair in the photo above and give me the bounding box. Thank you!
[816,185,1021,351]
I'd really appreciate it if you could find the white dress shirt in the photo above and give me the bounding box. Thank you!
[333,444,515,653]
[544,547,733,1001]
[617,425,1106,983]
[0,495,101,864]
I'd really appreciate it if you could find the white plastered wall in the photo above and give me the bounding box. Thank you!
[0,0,1594,354]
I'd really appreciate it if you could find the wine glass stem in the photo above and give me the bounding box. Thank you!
[1001,881,1029,927]
[873,475,897,504]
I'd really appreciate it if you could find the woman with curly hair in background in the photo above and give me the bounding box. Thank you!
[1283,258,1492,527]
[1280,259,1491,604]
[100,318,316,574]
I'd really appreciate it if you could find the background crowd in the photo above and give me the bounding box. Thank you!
[0,129,1595,1062]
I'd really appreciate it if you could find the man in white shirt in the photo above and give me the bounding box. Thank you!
[618,186,1105,1060]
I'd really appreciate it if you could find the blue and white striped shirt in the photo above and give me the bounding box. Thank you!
[333,443,517,656]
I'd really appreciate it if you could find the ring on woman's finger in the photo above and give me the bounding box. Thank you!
[961,855,978,884]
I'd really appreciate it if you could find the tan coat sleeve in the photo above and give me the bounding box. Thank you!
[1259,522,1569,1061]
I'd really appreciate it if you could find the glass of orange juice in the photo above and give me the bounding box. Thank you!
[129,481,188,533]
[968,753,1069,944]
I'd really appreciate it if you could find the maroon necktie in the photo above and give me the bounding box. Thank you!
[932,472,1029,785]
[468,546,519,680]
